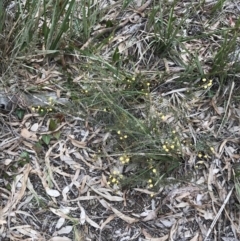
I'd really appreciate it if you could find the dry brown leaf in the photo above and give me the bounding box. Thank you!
[4,159,12,165]
[160,219,174,228]
[207,164,217,203]
[62,169,80,201]
[21,128,38,141]
[10,164,31,211]
[69,136,87,148]
[46,188,61,197]
[22,140,34,150]
[100,214,116,230]
[176,191,193,200]
[56,217,65,229]
[98,198,137,223]
[62,186,70,201]
[85,215,100,229]
[99,199,111,210]
[142,228,169,241]
[39,122,67,135]
[9,225,42,239]
[44,142,61,191]
[80,175,89,192]
[49,237,71,241]
[163,186,201,205]
[169,220,179,240]
[50,208,73,220]
[209,20,220,31]
[60,155,82,169]
[51,167,74,177]
[53,226,73,235]
[0,219,7,225]
[190,232,199,241]
[175,202,189,208]
[134,188,156,195]
[91,186,123,201]
[73,152,103,170]
[65,196,98,202]
[20,113,39,126]
[79,206,86,225]
[101,173,108,186]
[30,123,39,132]
[110,206,138,224]
[73,75,84,82]
[0,137,20,151]
[142,210,157,221]
[196,207,214,220]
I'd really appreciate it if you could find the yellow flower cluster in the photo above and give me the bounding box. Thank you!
[152,168,157,174]
[48,97,54,105]
[162,139,180,152]
[107,170,123,186]
[156,112,166,121]
[117,130,128,140]
[31,106,52,113]
[126,77,135,83]
[119,155,130,164]
[141,82,150,96]
[31,97,54,113]
[195,151,210,169]
[210,146,215,153]
[147,179,154,188]
[202,78,213,89]
[161,130,181,152]
[197,152,208,159]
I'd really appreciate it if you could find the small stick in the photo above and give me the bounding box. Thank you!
[203,187,234,241]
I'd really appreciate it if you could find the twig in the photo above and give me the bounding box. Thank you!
[217,81,235,135]
[203,187,234,241]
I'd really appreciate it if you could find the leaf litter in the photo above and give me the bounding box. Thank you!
[1,0,240,240]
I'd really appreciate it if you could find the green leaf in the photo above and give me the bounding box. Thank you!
[49,0,75,50]
[16,109,25,120]
[49,119,58,131]
[112,47,120,63]
[42,134,51,145]
[20,151,30,161]
[106,20,114,28]
[38,108,47,116]
[235,181,240,204]
[53,130,61,140]
[19,151,30,166]
[33,142,43,154]
[43,21,50,41]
